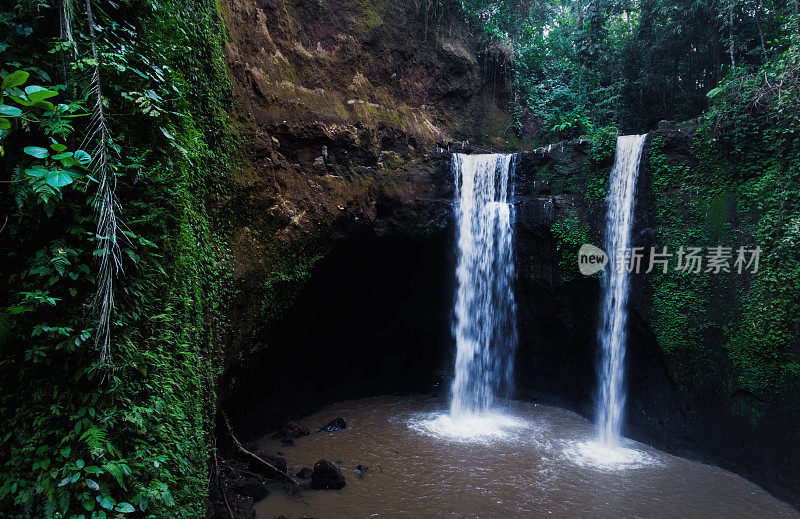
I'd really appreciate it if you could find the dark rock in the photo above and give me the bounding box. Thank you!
[233,479,268,501]
[355,464,368,477]
[296,467,314,479]
[272,421,310,440]
[310,459,346,490]
[248,450,287,475]
[319,417,347,432]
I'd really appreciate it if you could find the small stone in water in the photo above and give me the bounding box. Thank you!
[319,417,347,432]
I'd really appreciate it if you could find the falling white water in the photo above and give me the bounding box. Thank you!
[597,134,647,447]
[449,153,518,417]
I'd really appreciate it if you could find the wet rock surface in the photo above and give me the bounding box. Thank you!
[319,417,347,432]
[273,421,310,440]
[310,459,346,490]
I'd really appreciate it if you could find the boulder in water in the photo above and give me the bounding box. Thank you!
[272,421,310,440]
[319,417,347,432]
[310,459,346,489]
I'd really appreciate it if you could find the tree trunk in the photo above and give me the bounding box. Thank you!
[755,0,767,63]
[728,4,736,71]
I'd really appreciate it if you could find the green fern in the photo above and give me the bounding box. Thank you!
[80,426,109,457]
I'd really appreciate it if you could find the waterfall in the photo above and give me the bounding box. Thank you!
[596,134,647,446]
[449,153,518,417]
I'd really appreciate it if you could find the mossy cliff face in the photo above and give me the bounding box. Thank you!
[513,125,800,508]
[641,122,800,508]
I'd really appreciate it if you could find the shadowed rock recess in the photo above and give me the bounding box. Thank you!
[217,0,799,511]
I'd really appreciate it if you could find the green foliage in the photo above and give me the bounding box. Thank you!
[648,16,800,418]
[1,1,234,518]
[551,211,591,281]
[458,0,793,142]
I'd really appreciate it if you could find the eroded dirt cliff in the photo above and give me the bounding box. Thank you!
[221,0,516,263]
[218,0,517,427]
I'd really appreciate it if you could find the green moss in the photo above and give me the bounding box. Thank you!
[350,0,387,33]
[648,119,800,421]
[551,212,592,282]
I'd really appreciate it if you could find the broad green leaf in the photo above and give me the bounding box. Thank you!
[46,169,75,188]
[51,142,67,152]
[59,156,79,167]
[85,479,99,491]
[8,94,32,106]
[114,503,135,513]
[32,100,55,111]
[25,85,58,102]
[96,495,115,511]
[53,152,73,160]
[0,105,22,117]
[0,118,10,130]
[24,146,49,158]
[2,70,29,91]
[74,150,92,165]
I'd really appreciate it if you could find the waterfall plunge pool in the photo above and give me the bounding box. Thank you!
[253,395,799,518]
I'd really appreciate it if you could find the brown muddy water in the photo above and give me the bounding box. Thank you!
[254,395,799,518]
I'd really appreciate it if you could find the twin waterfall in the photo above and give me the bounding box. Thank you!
[596,135,647,446]
[449,154,517,417]
[447,137,646,451]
